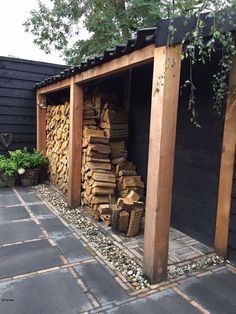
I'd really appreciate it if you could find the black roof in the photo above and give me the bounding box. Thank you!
[35,10,236,90]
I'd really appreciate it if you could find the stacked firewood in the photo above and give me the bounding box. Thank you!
[80,91,145,236]
[116,162,145,198]
[81,127,116,212]
[100,104,128,165]
[83,95,101,126]
[46,102,70,193]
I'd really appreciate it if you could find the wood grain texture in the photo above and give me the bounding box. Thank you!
[67,79,83,208]
[215,55,236,257]
[36,92,46,154]
[143,45,182,283]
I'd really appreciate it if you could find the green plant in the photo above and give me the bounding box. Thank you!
[0,156,17,176]
[29,150,49,168]
[9,148,48,173]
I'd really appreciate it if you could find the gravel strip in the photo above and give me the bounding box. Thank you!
[34,184,228,290]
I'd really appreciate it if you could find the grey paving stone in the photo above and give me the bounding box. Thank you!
[0,188,15,196]
[55,234,92,263]
[0,269,93,314]
[75,261,129,305]
[0,239,63,278]
[106,289,200,314]
[15,186,34,194]
[0,195,20,207]
[28,204,54,217]
[20,192,42,204]
[0,220,44,245]
[178,269,236,314]
[0,206,30,224]
[39,217,71,238]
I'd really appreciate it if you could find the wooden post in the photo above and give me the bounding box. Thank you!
[67,78,83,208]
[215,55,236,257]
[143,45,182,283]
[36,91,46,154]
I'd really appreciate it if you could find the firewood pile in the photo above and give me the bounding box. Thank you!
[81,92,145,236]
[46,102,70,194]
[81,127,116,212]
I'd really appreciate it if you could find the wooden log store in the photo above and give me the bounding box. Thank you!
[35,13,236,283]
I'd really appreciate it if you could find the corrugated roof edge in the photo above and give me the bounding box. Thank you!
[34,27,156,90]
[35,10,236,90]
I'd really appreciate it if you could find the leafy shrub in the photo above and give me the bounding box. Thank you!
[0,156,17,176]
[9,148,48,172]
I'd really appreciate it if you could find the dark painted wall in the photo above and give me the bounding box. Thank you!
[229,171,236,262]
[128,55,225,248]
[128,64,153,184]
[0,56,65,154]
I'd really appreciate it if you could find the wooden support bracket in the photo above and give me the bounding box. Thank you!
[143,45,182,284]
[215,55,236,258]
[67,79,83,208]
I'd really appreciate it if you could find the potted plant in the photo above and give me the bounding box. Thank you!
[9,148,48,186]
[0,155,17,187]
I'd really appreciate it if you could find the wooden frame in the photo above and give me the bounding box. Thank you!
[143,45,182,283]
[36,42,183,284]
[36,91,47,154]
[67,79,84,208]
[215,55,236,257]
[37,45,155,95]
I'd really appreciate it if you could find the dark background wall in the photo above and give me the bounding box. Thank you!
[128,55,225,248]
[0,56,66,154]
[128,64,153,184]
[172,56,225,246]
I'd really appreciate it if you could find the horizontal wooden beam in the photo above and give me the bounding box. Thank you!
[74,44,155,84]
[37,45,155,95]
[37,78,71,95]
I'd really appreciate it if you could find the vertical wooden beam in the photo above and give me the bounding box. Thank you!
[36,91,46,154]
[215,55,236,258]
[67,78,83,208]
[123,69,132,113]
[143,45,182,283]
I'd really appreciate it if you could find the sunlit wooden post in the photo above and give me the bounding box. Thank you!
[215,55,236,257]
[143,45,182,283]
[67,78,83,208]
[36,91,47,154]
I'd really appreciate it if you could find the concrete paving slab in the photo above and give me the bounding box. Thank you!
[0,220,44,245]
[75,261,129,306]
[55,234,93,263]
[178,269,236,314]
[28,204,54,217]
[0,206,30,224]
[19,192,42,204]
[0,188,15,196]
[0,239,64,278]
[0,195,20,207]
[0,269,93,314]
[39,217,71,238]
[106,289,200,314]
[15,186,34,194]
